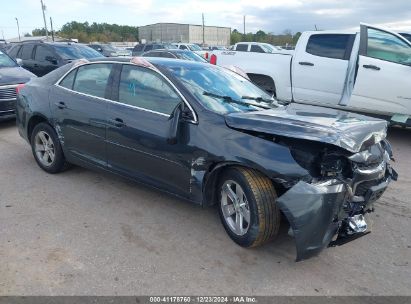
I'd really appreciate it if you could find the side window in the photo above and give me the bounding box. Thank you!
[179,45,188,50]
[8,45,21,58]
[133,44,144,52]
[250,45,265,53]
[306,34,352,60]
[73,63,112,98]
[367,28,411,65]
[235,44,248,52]
[19,44,35,60]
[34,46,54,61]
[144,45,153,51]
[118,65,182,115]
[59,69,77,90]
[162,52,175,58]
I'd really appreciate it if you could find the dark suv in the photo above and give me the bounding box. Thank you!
[131,43,177,56]
[7,41,103,76]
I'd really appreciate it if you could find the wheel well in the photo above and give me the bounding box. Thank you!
[203,164,278,206]
[247,73,276,97]
[27,115,48,141]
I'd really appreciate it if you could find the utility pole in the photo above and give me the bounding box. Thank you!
[15,18,21,41]
[202,13,205,46]
[50,16,54,41]
[243,15,246,36]
[40,0,49,39]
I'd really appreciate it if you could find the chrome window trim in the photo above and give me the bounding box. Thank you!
[54,60,198,123]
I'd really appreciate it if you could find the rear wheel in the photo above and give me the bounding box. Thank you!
[218,167,280,247]
[30,122,69,173]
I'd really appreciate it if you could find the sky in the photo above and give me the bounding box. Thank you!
[1,0,411,39]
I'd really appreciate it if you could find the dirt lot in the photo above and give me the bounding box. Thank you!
[0,119,410,296]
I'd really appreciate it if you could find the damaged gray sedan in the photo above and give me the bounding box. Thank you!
[16,58,397,261]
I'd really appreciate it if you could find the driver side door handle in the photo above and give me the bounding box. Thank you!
[363,64,381,71]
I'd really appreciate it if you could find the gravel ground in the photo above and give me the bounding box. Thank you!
[0,119,410,296]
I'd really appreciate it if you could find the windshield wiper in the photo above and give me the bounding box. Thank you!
[242,95,288,106]
[203,91,270,109]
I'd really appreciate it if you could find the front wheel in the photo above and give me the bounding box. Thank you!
[218,167,280,248]
[30,122,69,174]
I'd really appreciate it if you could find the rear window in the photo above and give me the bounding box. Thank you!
[306,34,353,60]
[235,44,248,52]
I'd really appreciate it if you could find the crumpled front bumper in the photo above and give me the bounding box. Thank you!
[277,165,397,261]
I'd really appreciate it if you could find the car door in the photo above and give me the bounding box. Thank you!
[291,33,355,105]
[51,63,114,167]
[33,45,58,76]
[16,43,37,74]
[106,63,193,196]
[350,25,411,117]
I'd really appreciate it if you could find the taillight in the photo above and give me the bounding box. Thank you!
[205,52,209,59]
[210,54,217,65]
[15,83,25,94]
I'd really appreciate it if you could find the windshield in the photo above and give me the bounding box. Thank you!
[177,51,207,62]
[165,44,178,50]
[54,44,103,60]
[168,64,278,114]
[0,51,18,68]
[188,44,202,51]
[262,44,280,52]
[400,33,411,42]
[102,44,117,52]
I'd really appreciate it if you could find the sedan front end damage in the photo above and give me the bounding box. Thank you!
[277,140,398,261]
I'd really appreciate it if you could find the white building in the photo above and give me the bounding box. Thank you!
[139,23,231,46]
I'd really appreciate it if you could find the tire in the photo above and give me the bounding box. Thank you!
[30,122,69,174]
[218,167,280,248]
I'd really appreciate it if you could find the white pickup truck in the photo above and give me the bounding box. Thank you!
[211,24,411,125]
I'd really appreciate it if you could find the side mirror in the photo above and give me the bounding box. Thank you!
[16,58,23,65]
[45,55,58,65]
[167,103,183,145]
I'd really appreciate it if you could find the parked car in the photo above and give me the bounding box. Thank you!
[142,49,208,62]
[172,43,208,58]
[0,50,36,120]
[16,57,397,260]
[233,42,285,53]
[7,41,103,76]
[132,43,177,56]
[88,43,118,57]
[399,32,411,42]
[211,24,411,126]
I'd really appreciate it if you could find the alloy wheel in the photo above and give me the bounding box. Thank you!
[220,180,251,236]
[34,131,55,167]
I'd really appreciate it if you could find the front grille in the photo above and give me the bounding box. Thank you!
[0,85,18,101]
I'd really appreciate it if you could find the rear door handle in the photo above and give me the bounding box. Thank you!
[363,64,380,71]
[55,101,67,109]
[299,61,314,66]
[33,64,39,67]
[109,118,125,128]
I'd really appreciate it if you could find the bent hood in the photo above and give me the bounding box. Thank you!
[0,67,36,86]
[225,103,387,153]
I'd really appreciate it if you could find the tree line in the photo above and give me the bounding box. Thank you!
[30,21,301,46]
[230,29,301,46]
[31,21,138,43]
